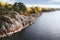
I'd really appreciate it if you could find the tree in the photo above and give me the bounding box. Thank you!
[5,4,9,14]
[13,2,18,12]
[18,2,26,12]
[30,7,35,13]
[0,4,2,15]
[13,2,26,12]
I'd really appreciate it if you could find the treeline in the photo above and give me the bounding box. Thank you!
[0,2,56,16]
[0,2,27,15]
[0,2,43,16]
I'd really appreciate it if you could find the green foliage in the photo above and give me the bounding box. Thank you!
[13,2,26,12]
[13,2,18,11]
[18,2,26,12]
[0,2,27,15]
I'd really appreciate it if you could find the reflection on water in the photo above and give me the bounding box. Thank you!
[1,11,60,40]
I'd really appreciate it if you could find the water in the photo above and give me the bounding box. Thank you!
[1,11,60,40]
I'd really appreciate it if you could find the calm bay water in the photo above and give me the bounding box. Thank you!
[1,11,60,40]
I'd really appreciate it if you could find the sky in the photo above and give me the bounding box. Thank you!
[0,0,60,5]
[16,0,60,5]
[0,0,60,8]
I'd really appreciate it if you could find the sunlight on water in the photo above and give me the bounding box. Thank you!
[39,11,60,34]
[2,11,60,40]
[25,11,60,39]
[30,11,60,37]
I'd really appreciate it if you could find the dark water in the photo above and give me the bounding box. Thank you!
[1,11,60,40]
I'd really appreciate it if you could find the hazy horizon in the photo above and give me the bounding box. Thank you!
[25,5,60,8]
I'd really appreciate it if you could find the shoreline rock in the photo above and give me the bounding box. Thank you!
[0,11,41,38]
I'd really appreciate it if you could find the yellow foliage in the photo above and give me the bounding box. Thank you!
[0,2,6,6]
[37,7,42,12]
[26,7,32,12]
[46,8,49,10]
[26,6,42,13]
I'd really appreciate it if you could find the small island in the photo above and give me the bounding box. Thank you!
[0,2,56,37]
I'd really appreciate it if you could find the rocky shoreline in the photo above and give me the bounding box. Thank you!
[0,11,41,38]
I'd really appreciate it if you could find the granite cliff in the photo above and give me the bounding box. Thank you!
[0,11,39,37]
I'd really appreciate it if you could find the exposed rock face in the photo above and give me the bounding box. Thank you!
[0,11,36,37]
